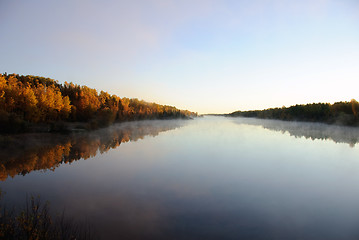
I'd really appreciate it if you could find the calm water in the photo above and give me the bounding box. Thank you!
[2,116,359,239]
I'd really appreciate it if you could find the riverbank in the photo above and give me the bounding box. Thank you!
[228,100,359,127]
[0,73,197,134]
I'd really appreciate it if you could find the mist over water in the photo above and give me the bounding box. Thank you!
[1,117,359,239]
[0,119,187,181]
[230,116,359,147]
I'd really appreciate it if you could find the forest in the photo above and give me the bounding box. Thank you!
[230,100,359,126]
[0,73,197,133]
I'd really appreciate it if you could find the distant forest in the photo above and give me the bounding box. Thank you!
[0,73,197,133]
[230,100,359,126]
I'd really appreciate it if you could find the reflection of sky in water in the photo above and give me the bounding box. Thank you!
[2,117,359,239]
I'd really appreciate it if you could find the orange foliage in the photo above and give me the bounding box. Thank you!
[0,73,197,133]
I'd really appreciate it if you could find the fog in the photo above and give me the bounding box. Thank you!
[0,119,187,181]
[230,117,359,147]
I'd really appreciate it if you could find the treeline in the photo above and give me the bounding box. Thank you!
[0,73,197,133]
[230,100,359,126]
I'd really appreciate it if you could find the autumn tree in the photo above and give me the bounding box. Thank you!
[0,73,197,133]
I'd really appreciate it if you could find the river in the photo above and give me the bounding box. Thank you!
[1,116,359,239]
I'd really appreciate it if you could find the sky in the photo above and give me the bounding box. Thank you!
[0,0,358,114]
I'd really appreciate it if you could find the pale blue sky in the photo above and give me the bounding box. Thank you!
[1,0,358,113]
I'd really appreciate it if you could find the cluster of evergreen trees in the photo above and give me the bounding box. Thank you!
[230,100,359,126]
[0,73,197,133]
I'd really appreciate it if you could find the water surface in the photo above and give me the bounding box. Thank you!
[1,117,359,239]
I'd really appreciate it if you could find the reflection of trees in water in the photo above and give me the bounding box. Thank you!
[0,120,185,181]
[231,117,359,147]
